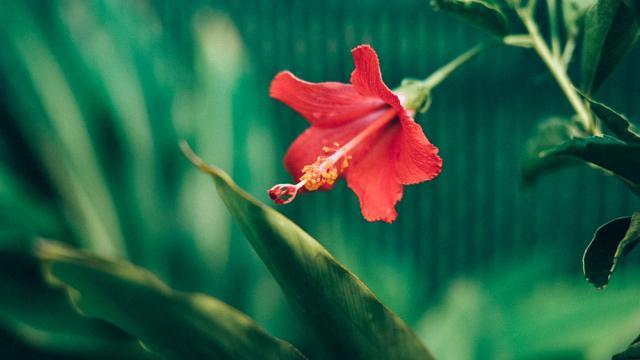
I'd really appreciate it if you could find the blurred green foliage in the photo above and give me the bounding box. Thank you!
[0,0,639,359]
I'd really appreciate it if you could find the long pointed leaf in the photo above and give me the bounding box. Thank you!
[543,135,640,186]
[181,144,433,360]
[0,234,143,358]
[37,240,306,360]
[581,0,640,93]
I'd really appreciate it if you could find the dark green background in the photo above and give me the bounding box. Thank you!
[1,0,639,358]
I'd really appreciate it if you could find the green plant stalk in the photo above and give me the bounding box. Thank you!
[400,36,532,112]
[547,0,561,58]
[561,36,577,66]
[395,41,497,112]
[519,10,593,132]
[421,41,494,90]
[421,35,533,91]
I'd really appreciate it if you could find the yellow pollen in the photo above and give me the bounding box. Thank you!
[341,156,350,169]
[300,152,350,191]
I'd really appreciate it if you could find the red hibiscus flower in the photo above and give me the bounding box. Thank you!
[268,45,442,223]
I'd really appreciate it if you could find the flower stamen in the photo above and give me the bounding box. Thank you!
[269,107,398,205]
[300,151,348,191]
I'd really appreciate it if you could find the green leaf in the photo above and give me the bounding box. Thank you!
[0,165,64,237]
[521,117,585,185]
[580,0,640,93]
[37,240,305,360]
[181,144,433,360]
[582,213,640,288]
[582,96,640,143]
[543,135,640,187]
[416,257,640,359]
[0,234,143,358]
[431,0,509,37]
[562,0,597,37]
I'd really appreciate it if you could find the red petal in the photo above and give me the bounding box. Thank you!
[345,123,404,223]
[350,45,403,111]
[284,108,389,183]
[270,71,384,128]
[395,116,443,184]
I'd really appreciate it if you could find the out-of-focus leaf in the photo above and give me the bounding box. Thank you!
[181,144,433,360]
[521,117,584,185]
[174,9,246,280]
[416,256,640,359]
[509,278,640,359]
[543,135,640,187]
[0,233,144,358]
[37,240,306,360]
[55,0,164,270]
[583,213,640,288]
[0,165,63,237]
[415,281,495,360]
[563,0,596,37]
[581,0,640,93]
[0,0,126,257]
[431,0,509,37]
[582,96,640,143]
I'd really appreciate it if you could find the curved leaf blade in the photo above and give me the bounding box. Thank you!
[543,135,640,186]
[431,0,509,37]
[582,213,640,288]
[582,97,640,143]
[521,117,584,185]
[37,240,306,360]
[181,144,433,360]
[0,233,144,358]
[581,0,640,93]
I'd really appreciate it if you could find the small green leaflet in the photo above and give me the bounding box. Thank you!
[580,96,640,143]
[582,213,640,288]
[431,0,509,37]
[521,117,584,185]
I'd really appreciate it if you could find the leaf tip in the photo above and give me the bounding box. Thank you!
[179,141,230,182]
[180,141,208,171]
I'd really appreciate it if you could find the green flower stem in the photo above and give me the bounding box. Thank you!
[396,41,497,112]
[398,36,531,112]
[518,9,594,132]
[421,34,533,91]
[421,41,494,90]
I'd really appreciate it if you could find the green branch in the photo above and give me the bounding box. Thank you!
[517,7,594,132]
[421,41,494,90]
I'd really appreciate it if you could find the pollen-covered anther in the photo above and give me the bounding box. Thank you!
[299,152,350,191]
